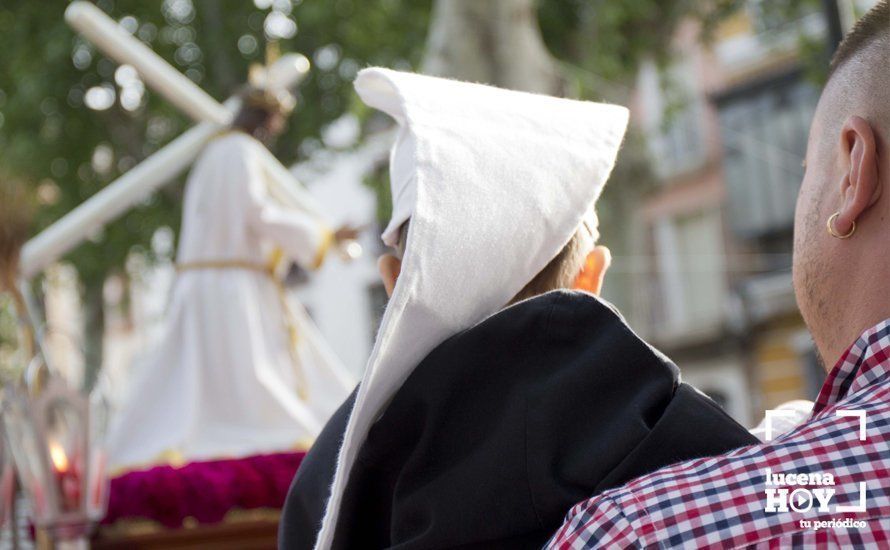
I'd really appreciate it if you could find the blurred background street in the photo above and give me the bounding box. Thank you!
[0,0,881,434]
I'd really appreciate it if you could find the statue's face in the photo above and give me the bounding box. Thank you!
[267,112,288,138]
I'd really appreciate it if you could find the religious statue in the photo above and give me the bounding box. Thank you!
[107,58,357,469]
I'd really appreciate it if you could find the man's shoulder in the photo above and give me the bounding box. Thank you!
[601,399,860,508]
[559,386,890,548]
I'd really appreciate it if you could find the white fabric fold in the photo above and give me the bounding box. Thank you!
[314,68,629,549]
[107,133,355,469]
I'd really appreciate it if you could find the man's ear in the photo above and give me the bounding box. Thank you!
[378,254,402,298]
[573,246,611,296]
[835,115,880,234]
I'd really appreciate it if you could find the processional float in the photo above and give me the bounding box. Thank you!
[3,3,352,546]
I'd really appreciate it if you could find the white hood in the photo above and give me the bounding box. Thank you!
[315,68,629,548]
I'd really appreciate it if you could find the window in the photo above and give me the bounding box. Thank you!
[653,98,705,177]
[718,74,818,237]
[638,60,706,179]
[747,0,817,35]
[652,209,727,335]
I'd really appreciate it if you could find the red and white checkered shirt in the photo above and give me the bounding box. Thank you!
[547,320,890,549]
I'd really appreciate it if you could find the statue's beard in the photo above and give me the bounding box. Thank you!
[252,126,275,146]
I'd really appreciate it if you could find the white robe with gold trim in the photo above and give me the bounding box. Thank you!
[107,132,355,469]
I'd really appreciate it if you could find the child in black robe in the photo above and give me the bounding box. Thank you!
[279,68,758,549]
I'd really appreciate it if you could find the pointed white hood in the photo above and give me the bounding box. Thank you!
[314,68,629,548]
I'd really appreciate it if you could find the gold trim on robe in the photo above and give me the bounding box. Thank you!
[175,258,309,401]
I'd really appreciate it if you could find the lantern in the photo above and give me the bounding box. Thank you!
[1,368,109,549]
[0,428,14,532]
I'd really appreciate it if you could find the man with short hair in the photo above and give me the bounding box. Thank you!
[547,3,890,547]
[279,68,757,549]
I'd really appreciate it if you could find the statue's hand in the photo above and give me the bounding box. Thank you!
[333,225,362,243]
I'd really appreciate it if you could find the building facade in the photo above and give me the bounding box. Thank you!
[623,0,877,425]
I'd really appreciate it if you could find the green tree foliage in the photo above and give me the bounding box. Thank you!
[0,0,433,277]
[0,0,431,383]
[0,0,828,381]
[539,0,741,84]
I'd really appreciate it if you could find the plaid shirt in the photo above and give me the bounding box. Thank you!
[547,320,890,549]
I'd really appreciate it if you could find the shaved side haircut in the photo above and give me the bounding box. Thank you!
[814,1,890,158]
[828,0,890,79]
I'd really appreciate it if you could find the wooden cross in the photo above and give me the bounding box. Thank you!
[20,1,320,279]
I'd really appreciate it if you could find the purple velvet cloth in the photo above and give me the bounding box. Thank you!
[104,451,306,528]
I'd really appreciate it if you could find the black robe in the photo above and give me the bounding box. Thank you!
[279,291,758,549]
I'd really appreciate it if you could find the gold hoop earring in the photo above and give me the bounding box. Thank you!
[827,212,856,239]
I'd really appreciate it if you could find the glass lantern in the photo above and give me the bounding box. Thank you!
[0,427,14,534]
[1,366,109,550]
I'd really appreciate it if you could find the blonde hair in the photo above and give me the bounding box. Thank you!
[509,224,593,304]
[393,214,596,304]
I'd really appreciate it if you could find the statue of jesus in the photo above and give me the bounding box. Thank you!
[107,74,357,469]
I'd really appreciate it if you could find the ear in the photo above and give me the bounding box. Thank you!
[377,254,402,298]
[573,246,611,295]
[834,115,880,234]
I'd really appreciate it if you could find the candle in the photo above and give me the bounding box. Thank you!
[49,442,81,512]
[49,443,69,473]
